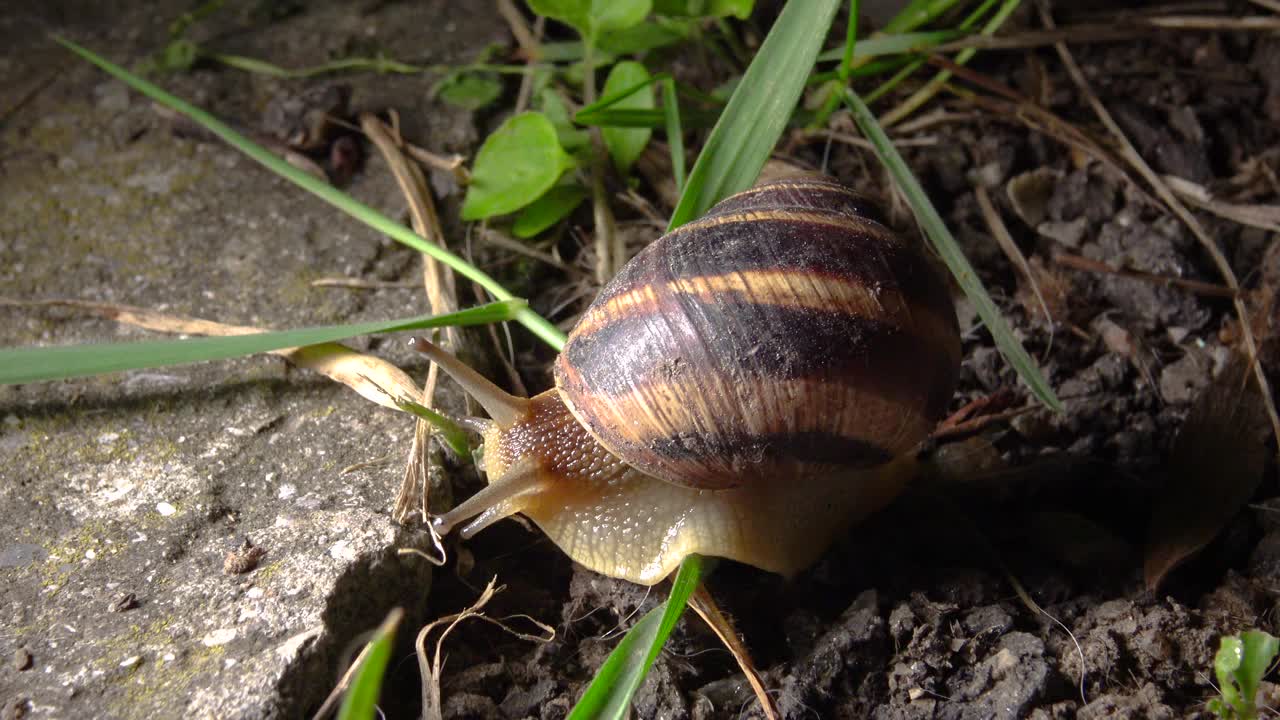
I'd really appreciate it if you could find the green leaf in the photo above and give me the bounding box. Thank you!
[462,112,575,220]
[668,0,842,229]
[590,0,652,34]
[538,89,591,151]
[567,555,704,719]
[436,73,503,110]
[842,89,1062,412]
[528,0,652,37]
[597,19,692,54]
[1215,636,1245,711]
[0,301,525,385]
[1236,630,1279,712]
[513,184,588,238]
[654,0,754,18]
[601,62,655,173]
[337,609,403,720]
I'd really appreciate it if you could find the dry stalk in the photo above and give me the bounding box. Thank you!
[361,111,462,524]
[687,585,780,720]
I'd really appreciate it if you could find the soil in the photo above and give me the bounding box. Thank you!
[3,1,1280,719]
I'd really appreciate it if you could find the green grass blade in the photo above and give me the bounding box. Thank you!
[666,0,842,230]
[567,555,705,719]
[879,0,1017,127]
[337,608,403,720]
[662,77,686,195]
[0,301,525,385]
[883,0,965,33]
[840,0,858,79]
[392,398,473,460]
[53,36,567,352]
[813,29,962,63]
[843,89,1061,412]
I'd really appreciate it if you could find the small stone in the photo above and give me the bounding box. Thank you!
[119,655,141,668]
[155,502,177,517]
[109,593,139,613]
[328,539,357,562]
[201,628,237,647]
[4,696,31,720]
[13,648,32,671]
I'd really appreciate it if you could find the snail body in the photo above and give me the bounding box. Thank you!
[416,176,960,585]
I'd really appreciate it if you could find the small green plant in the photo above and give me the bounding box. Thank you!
[1208,630,1279,720]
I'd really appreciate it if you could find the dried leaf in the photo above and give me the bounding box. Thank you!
[1144,354,1269,590]
[1005,167,1061,228]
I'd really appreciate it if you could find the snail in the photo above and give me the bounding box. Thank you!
[411,175,961,585]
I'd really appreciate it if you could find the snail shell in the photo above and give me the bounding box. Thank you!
[555,175,960,489]
[417,175,961,584]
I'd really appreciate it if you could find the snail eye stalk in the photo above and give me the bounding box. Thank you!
[408,337,530,429]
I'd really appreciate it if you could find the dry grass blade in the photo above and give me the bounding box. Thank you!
[687,586,779,720]
[1036,0,1280,457]
[417,577,555,720]
[7,298,422,409]
[1163,174,1280,234]
[1144,354,1269,590]
[934,15,1280,53]
[310,277,421,289]
[973,184,1055,329]
[362,111,462,525]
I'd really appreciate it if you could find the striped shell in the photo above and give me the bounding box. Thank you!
[553,176,961,490]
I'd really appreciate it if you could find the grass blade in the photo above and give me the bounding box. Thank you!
[843,89,1061,411]
[337,608,403,720]
[666,0,842,229]
[567,555,705,719]
[662,77,686,195]
[813,29,963,63]
[53,36,567,351]
[0,301,524,385]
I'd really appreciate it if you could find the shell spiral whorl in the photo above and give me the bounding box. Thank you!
[554,175,962,491]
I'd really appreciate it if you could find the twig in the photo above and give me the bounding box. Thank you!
[581,43,621,284]
[498,0,544,113]
[973,184,1055,329]
[1053,250,1238,299]
[477,227,587,276]
[1037,0,1280,455]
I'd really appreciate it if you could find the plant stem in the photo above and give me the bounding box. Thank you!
[582,37,621,284]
